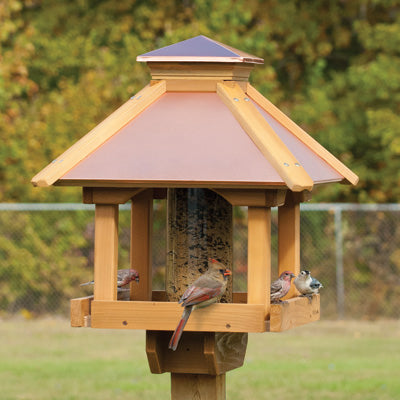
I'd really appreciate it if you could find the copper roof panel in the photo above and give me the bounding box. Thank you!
[252,101,344,184]
[61,93,283,185]
[137,35,264,64]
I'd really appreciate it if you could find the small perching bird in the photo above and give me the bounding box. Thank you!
[294,270,323,296]
[80,268,140,288]
[270,271,295,303]
[168,258,231,351]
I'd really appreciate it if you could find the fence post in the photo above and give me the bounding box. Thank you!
[334,207,345,319]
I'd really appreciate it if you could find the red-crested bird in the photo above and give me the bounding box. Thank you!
[168,259,231,351]
[270,271,295,302]
[80,268,140,288]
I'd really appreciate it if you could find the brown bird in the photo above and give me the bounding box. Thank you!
[270,271,295,302]
[168,259,231,351]
[80,268,140,288]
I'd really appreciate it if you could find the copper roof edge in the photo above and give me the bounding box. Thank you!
[136,55,264,64]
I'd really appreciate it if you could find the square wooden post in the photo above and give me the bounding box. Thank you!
[171,373,226,400]
[278,191,300,298]
[94,204,119,301]
[247,206,271,317]
[130,189,153,301]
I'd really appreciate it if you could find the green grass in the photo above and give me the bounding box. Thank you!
[0,318,399,399]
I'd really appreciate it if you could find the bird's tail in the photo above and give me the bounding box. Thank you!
[168,306,192,351]
[80,281,94,286]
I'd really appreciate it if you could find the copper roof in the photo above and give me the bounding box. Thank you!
[59,92,342,187]
[137,35,264,64]
[61,93,283,186]
[32,36,358,191]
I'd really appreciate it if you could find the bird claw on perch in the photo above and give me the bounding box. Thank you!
[299,293,314,304]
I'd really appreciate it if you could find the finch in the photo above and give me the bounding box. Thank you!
[80,268,140,287]
[270,271,295,302]
[168,258,231,351]
[294,270,323,296]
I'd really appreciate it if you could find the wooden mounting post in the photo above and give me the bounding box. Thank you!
[146,331,247,400]
[94,204,119,301]
[171,373,226,399]
[278,191,300,298]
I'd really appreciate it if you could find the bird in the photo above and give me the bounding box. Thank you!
[168,258,231,351]
[270,271,295,303]
[294,270,323,297]
[80,268,140,287]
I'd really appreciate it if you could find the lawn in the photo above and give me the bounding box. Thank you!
[0,317,399,399]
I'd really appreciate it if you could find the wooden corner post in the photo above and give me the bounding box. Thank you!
[94,204,119,301]
[247,206,271,318]
[130,189,153,301]
[278,191,301,299]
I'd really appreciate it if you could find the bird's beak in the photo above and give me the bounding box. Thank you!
[290,273,295,279]
[224,269,232,277]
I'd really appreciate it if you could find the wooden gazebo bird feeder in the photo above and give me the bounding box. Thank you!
[32,36,358,399]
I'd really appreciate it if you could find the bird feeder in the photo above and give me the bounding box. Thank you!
[32,36,358,399]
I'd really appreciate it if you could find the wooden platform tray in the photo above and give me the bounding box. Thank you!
[71,293,320,333]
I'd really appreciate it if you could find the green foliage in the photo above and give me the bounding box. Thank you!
[1,0,399,202]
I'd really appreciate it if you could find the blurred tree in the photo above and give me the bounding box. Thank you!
[0,0,398,202]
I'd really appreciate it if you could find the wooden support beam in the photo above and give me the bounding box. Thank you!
[269,294,320,332]
[217,82,314,192]
[94,204,119,301]
[213,189,286,207]
[72,294,319,333]
[130,189,153,301]
[91,301,266,332]
[152,290,247,303]
[246,83,359,186]
[278,191,300,299]
[171,373,226,400]
[83,187,145,204]
[247,206,271,317]
[31,81,166,187]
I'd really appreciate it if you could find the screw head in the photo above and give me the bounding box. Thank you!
[283,162,290,167]
[233,98,239,102]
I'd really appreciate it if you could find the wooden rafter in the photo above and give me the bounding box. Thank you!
[246,83,359,186]
[217,82,314,192]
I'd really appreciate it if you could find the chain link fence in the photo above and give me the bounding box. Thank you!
[0,202,399,319]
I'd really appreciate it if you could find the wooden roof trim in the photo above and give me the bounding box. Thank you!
[217,82,314,192]
[31,81,167,187]
[55,180,286,189]
[137,56,259,63]
[246,84,359,186]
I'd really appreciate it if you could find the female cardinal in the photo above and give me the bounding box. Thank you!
[270,270,295,302]
[168,259,231,351]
